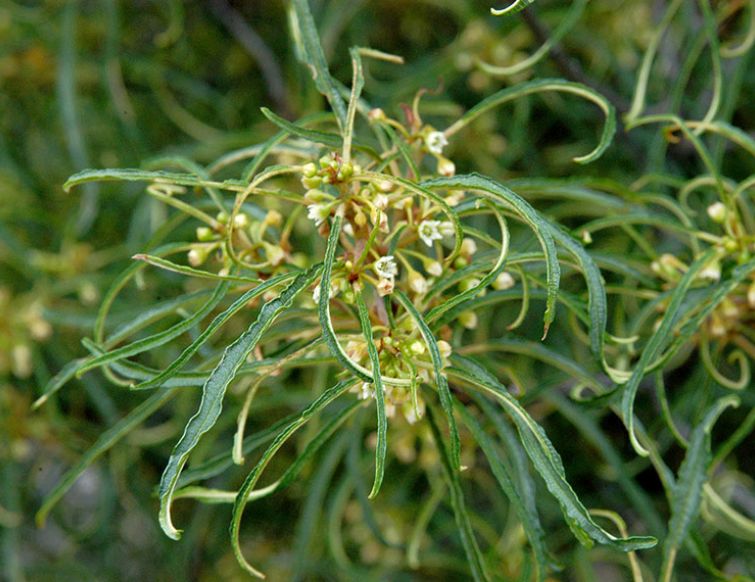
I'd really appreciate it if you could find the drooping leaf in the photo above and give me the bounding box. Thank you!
[157,265,320,540]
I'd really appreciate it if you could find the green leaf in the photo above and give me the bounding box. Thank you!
[660,396,739,582]
[318,213,371,382]
[355,292,387,499]
[32,357,86,409]
[289,0,348,131]
[423,173,561,338]
[132,253,261,283]
[426,405,490,581]
[394,290,461,470]
[230,378,357,577]
[135,271,299,390]
[490,0,536,17]
[444,79,616,164]
[544,220,609,372]
[173,400,361,503]
[36,387,177,526]
[620,248,718,457]
[456,402,550,580]
[650,258,755,372]
[426,202,509,325]
[76,279,231,377]
[449,356,657,552]
[262,107,381,161]
[64,168,247,194]
[157,265,319,540]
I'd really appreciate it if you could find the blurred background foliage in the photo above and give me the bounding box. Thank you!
[0,0,753,580]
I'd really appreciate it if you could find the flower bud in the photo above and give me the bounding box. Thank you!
[301,175,322,189]
[459,278,481,292]
[368,108,386,122]
[232,213,249,228]
[196,226,214,241]
[188,246,209,267]
[409,340,426,356]
[302,162,318,177]
[427,261,443,277]
[493,271,515,290]
[461,237,477,257]
[437,340,452,359]
[706,202,726,223]
[409,272,428,294]
[458,311,478,329]
[437,157,456,177]
[265,209,283,227]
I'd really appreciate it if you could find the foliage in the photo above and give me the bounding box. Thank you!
[2,0,754,580]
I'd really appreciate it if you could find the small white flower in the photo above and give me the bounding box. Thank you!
[427,261,443,277]
[425,131,448,155]
[312,285,321,304]
[374,256,398,279]
[343,222,355,236]
[384,400,396,418]
[358,382,373,400]
[307,204,330,226]
[374,194,389,210]
[493,271,515,290]
[418,220,443,246]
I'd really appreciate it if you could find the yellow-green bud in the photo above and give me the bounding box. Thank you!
[459,311,478,329]
[196,226,214,241]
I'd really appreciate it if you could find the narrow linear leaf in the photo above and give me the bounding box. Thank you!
[76,279,231,377]
[33,358,86,409]
[450,356,657,552]
[355,292,387,499]
[230,378,357,578]
[174,400,361,503]
[64,168,248,194]
[158,265,320,540]
[621,249,718,457]
[318,213,402,383]
[490,0,536,16]
[456,403,550,581]
[290,0,347,130]
[427,405,490,582]
[651,259,755,372]
[660,396,739,582]
[133,254,261,284]
[423,173,561,337]
[135,271,299,390]
[394,290,461,471]
[426,202,509,325]
[444,79,616,164]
